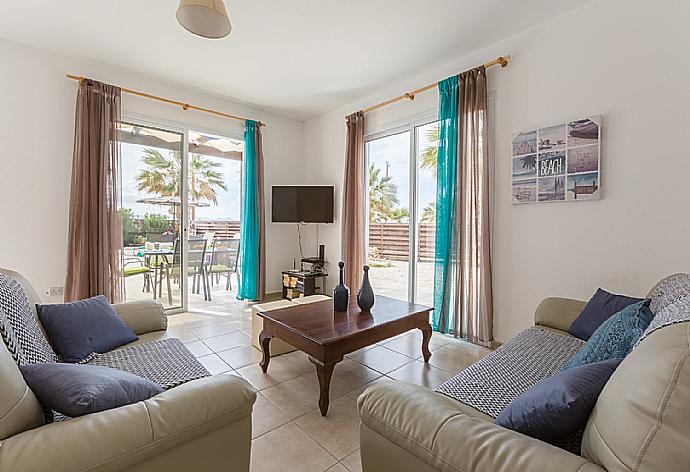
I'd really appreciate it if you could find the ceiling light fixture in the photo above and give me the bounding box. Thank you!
[176,0,231,39]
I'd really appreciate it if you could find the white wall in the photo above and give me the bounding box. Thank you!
[302,0,690,342]
[0,38,303,300]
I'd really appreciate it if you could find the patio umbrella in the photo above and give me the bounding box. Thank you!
[135,196,210,230]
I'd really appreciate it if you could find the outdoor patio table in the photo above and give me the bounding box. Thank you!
[138,249,174,303]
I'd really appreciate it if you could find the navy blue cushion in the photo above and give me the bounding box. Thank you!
[20,363,163,417]
[37,295,138,363]
[569,289,644,340]
[562,300,653,370]
[496,358,622,442]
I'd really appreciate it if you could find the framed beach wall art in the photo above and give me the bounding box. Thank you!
[512,115,601,204]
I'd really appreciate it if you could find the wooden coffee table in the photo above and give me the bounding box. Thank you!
[257,295,433,416]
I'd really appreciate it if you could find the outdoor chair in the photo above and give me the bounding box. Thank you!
[164,238,210,303]
[206,238,240,297]
[122,256,152,293]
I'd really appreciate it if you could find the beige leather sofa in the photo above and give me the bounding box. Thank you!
[0,268,256,472]
[251,294,331,355]
[358,277,690,472]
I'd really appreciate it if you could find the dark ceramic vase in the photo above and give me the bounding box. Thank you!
[333,261,349,312]
[357,265,375,312]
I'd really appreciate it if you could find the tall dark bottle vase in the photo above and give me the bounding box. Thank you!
[333,261,349,312]
[357,265,375,312]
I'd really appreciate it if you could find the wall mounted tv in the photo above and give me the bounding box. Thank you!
[272,186,334,223]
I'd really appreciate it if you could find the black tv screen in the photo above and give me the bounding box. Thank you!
[272,186,334,223]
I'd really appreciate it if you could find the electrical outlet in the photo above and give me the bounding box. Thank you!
[46,287,64,297]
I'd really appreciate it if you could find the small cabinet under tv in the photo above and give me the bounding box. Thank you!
[281,270,328,300]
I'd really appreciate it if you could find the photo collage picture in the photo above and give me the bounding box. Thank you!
[512,115,601,204]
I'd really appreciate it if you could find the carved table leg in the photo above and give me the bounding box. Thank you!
[420,323,432,363]
[309,356,342,416]
[259,331,272,373]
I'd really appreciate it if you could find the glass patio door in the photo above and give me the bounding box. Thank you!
[365,118,438,305]
[118,122,187,312]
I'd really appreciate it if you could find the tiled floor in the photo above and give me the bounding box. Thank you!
[169,296,490,472]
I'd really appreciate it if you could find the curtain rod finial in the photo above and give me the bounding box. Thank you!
[499,55,510,67]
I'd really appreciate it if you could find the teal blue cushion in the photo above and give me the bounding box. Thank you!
[562,300,653,370]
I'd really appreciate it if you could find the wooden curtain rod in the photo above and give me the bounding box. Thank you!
[65,74,265,127]
[360,55,510,114]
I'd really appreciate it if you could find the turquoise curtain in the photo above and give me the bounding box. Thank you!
[432,76,458,332]
[237,120,260,300]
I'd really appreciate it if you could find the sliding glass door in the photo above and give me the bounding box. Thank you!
[118,123,244,314]
[118,122,186,311]
[365,118,439,304]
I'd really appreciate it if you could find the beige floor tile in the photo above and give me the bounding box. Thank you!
[202,330,251,352]
[387,360,454,389]
[442,338,492,357]
[345,376,395,400]
[192,322,239,339]
[280,349,314,371]
[347,345,414,374]
[166,327,198,343]
[427,345,485,374]
[382,333,436,358]
[261,372,323,419]
[252,392,291,439]
[340,449,362,472]
[250,422,337,472]
[218,345,263,370]
[237,356,307,390]
[196,353,232,375]
[295,397,361,460]
[184,339,213,357]
[329,359,382,397]
[326,465,349,472]
[409,330,453,350]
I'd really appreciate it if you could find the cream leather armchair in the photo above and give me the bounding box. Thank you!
[0,268,256,472]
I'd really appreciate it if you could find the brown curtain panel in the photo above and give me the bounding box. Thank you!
[255,125,267,301]
[341,111,366,288]
[452,67,493,344]
[64,79,124,303]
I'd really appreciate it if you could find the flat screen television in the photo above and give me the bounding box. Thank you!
[272,186,334,223]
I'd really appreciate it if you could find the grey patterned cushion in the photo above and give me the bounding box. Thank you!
[649,273,690,314]
[435,328,584,418]
[636,274,690,347]
[0,274,58,365]
[81,338,210,390]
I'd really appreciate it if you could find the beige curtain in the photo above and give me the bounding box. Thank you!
[341,111,365,288]
[255,125,266,301]
[65,79,124,303]
[452,67,493,344]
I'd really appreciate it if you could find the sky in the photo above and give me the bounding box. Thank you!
[366,122,437,220]
[121,142,242,221]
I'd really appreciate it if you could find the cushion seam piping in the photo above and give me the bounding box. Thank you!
[0,386,35,423]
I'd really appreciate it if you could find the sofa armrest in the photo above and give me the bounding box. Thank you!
[112,299,168,335]
[358,382,603,472]
[534,297,587,333]
[0,374,256,472]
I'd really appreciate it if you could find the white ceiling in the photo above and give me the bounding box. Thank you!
[0,0,589,120]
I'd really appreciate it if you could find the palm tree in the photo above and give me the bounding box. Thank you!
[136,148,227,223]
[368,163,398,222]
[387,207,409,223]
[420,125,439,177]
[420,202,436,223]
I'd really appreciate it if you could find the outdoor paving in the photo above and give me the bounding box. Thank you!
[368,260,435,306]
